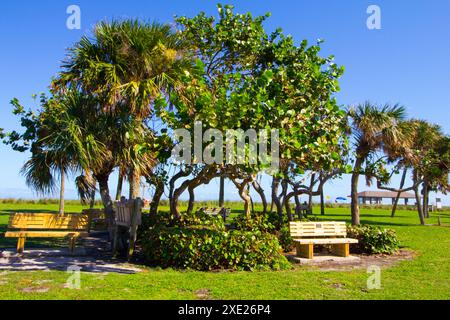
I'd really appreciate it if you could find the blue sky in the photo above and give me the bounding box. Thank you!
[0,0,449,204]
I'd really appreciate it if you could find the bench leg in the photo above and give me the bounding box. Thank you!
[332,243,350,257]
[17,237,26,254]
[112,225,119,256]
[296,243,314,259]
[69,237,77,253]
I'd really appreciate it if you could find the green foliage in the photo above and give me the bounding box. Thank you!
[171,4,349,179]
[232,214,276,233]
[276,226,294,253]
[347,225,400,255]
[140,211,291,271]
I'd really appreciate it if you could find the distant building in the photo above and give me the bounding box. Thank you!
[353,191,416,205]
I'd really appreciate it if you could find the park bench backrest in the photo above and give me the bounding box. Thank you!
[289,221,347,239]
[114,200,142,227]
[8,213,89,231]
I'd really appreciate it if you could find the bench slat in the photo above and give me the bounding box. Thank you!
[5,231,89,238]
[289,221,347,238]
[294,238,359,244]
[7,213,89,231]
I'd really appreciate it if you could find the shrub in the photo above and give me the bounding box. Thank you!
[276,226,294,253]
[141,227,291,271]
[347,225,400,255]
[232,214,276,233]
[139,211,291,271]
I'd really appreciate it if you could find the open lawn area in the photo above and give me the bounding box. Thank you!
[0,202,449,300]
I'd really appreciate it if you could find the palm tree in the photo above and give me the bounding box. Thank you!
[55,20,190,200]
[22,90,106,214]
[348,102,408,225]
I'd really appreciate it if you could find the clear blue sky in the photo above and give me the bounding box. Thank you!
[0,1,449,204]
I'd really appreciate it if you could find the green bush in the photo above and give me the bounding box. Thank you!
[276,226,294,253]
[139,211,291,271]
[347,225,400,255]
[232,214,276,233]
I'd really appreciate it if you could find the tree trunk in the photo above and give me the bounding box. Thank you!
[351,157,363,225]
[422,182,429,219]
[219,176,225,207]
[59,170,65,214]
[171,179,191,219]
[294,194,301,219]
[89,181,96,209]
[150,179,164,215]
[308,174,315,214]
[320,175,325,215]
[271,177,283,225]
[129,168,140,200]
[392,168,407,217]
[252,180,268,214]
[237,182,252,219]
[115,172,124,201]
[187,186,195,214]
[284,193,293,221]
[414,185,425,225]
[97,174,115,239]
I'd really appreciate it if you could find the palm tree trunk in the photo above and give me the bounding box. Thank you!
[97,174,114,239]
[414,185,425,225]
[391,168,407,217]
[219,176,225,207]
[115,172,124,201]
[89,184,96,209]
[59,171,65,214]
[422,182,429,218]
[129,168,140,200]
[351,157,363,225]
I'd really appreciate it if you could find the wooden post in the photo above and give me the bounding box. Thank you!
[69,237,76,253]
[296,243,313,259]
[112,224,119,256]
[332,243,350,257]
[127,198,142,261]
[17,237,25,254]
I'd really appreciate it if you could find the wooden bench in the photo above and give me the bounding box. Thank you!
[82,208,108,232]
[289,221,358,259]
[297,204,312,218]
[112,199,143,258]
[199,207,231,222]
[5,213,89,254]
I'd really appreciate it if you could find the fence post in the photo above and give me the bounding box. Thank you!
[127,198,142,261]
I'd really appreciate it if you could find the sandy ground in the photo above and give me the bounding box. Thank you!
[0,233,143,273]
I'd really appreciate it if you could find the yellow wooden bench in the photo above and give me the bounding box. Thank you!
[82,208,107,232]
[4,213,89,253]
[289,221,358,259]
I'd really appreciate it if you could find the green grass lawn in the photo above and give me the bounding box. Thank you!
[0,202,449,300]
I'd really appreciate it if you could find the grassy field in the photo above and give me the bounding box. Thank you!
[0,202,449,300]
